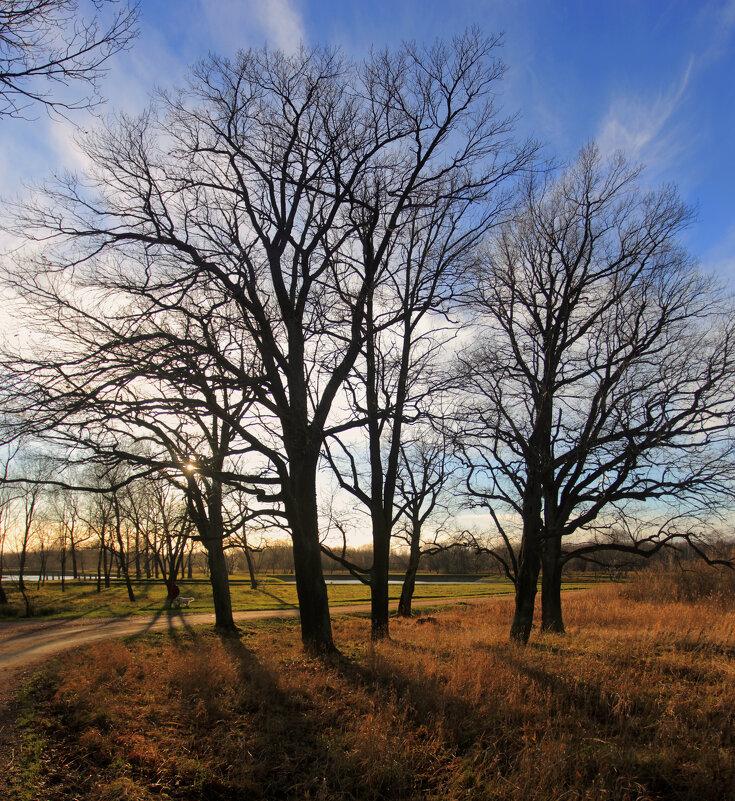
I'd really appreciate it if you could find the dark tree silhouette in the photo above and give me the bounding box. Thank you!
[460,145,735,643]
[3,33,536,651]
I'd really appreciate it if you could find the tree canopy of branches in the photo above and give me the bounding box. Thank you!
[460,144,735,643]
[2,31,536,651]
[0,0,138,118]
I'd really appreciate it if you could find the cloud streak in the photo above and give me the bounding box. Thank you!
[595,58,693,174]
[201,0,306,54]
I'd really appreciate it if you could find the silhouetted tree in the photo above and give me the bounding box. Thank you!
[2,32,535,651]
[461,145,735,643]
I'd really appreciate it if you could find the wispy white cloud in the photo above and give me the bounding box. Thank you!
[595,58,694,175]
[201,0,306,54]
[700,0,735,63]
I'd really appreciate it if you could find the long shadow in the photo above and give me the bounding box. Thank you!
[0,617,86,646]
[184,631,340,800]
[166,607,198,637]
[328,641,484,753]
[0,609,157,652]
[493,643,724,800]
[251,586,299,610]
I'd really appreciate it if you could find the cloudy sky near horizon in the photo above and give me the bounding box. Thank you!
[1,0,734,280]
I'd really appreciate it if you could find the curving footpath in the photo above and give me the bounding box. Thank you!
[0,594,504,672]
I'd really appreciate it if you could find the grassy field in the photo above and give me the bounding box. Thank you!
[0,574,594,619]
[8,580,735,800]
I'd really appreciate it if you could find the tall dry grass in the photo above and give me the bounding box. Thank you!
[621,561,735,606]
[14,585,735,801]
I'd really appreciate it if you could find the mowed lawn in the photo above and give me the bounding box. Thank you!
[0,574,594,619]
[8,582,735,800]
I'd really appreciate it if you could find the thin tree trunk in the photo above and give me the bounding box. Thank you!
[70,531,78,579]
[244,545,258,589]
[0,537,7,604]
[18,542,27,592]
[37,543,46,589]
[541,534,565,633]
[135,527,142,579]
[103,544,111,588]
[121,559,136,602]
[398,528,422,617]
[96,545,103,593]
[115,529,136,602]
[60,545,67,592]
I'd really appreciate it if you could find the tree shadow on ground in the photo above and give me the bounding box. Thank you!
[327,641,485,753]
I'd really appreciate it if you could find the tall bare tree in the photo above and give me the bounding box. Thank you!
[461,145,735,643]
[3,32,535,651]
[320,37,536,638]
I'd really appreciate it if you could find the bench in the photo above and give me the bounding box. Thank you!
[173,596,195,608]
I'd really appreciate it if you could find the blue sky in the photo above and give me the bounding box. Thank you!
[1,0,734,280]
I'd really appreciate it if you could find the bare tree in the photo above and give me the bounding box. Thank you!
[0,0,138,119]
[3,32,535,651]
[0,246,268,627]
[11,454,52,595]
[460,144,735,643]
[320,37,536,638]
[394,431,457,617]
[0,484,11,604]
[132,478,193,606]
[51,485,81,590]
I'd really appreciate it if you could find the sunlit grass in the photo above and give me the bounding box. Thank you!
[0,573,590,619]
[10,581,735,800]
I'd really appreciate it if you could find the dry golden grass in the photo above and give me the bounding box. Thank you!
[621,561,735,606]
[13,584,735,800]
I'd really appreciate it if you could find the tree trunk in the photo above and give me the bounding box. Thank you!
[0,537,7,604]
[205,537,236,631]
[18,543,26,591]
[244,545,258,589]
[96,545,103,593]
[398,529,422,617]
[510,482,543,644]
[135,527,142,579]
[70,533,78,579]
[121,560,136,602]
[371,529,390,639]
[103,545,111,588]
[510,543,541,644]
[37,543,46,589]
[0,543,6,604]
[285,455,334,653]
[541,534,565,633]
[291,531,334,653]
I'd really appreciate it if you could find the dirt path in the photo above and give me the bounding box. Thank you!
[0,594,502,671]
